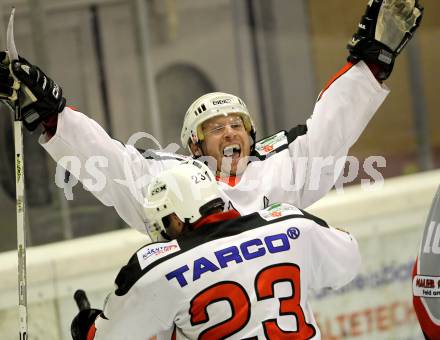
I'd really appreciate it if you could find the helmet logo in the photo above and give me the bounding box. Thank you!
[212,98,231,105]
[151,184,167,196]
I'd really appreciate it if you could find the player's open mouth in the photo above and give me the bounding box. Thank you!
[223,144,241,159]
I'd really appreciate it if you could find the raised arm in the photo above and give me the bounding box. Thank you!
[286,0,423,208]
[41,106,184,232]
[0,53,184,233]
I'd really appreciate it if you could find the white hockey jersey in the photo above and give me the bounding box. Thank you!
[40,61,389,234]
[90,204,361,339]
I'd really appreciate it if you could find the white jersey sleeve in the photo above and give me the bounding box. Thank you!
[39,107,186,233]
[292,61,389,207]
[92,283,175,340]
[308,224,361,290]
[250,61,389,209]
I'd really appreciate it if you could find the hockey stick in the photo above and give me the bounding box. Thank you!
[7,8,28,340]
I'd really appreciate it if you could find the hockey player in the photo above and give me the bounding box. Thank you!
[412,187,440,340]
[71,161,361,339]
[0,0,423,235]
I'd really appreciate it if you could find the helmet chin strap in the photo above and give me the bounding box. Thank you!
[183,218,193,233]
[160,230,171,241]
[250,130,256,153]
[189,140,204,157]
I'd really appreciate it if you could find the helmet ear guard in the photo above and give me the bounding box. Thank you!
[181,92,257,153]
[144,161,223,242]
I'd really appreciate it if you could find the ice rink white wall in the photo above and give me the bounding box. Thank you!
[307,171,439,339]
[1,170,439,339]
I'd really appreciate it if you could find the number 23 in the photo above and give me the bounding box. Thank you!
[189,263,316,339]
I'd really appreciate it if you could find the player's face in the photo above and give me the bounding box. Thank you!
[197,114,251,176]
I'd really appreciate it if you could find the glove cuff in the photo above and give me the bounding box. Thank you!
[347,39,395,81]
[22,95,66,131]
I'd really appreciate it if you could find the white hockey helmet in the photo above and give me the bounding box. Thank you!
[144,160,224,242]
[180,92,256,151]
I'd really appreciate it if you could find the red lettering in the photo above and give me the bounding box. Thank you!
[417,278,436,288]
[335,314,348,337]
[349,311,362,336]
[316,313,342,340]
[361,308,373,334]
[376,305,391,331]
[318,300,418,338]
[390,302,402,326]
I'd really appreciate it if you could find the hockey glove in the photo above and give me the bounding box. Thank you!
[0,52,20,101]
[71,308,102,340]
[347,0,423,80]
[0,51,66,131]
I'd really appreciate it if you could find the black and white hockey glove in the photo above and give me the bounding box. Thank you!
[347,0,423,80]
[71,308,102,340]
[0,51,66,131]
[0,52,20,101]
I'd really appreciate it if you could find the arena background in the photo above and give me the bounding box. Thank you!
[0,0,438,339]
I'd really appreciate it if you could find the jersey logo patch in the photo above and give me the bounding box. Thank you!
[259,203,303,221]
[137,240,181,270]
[255,131,287,157]
[413,275,440,298]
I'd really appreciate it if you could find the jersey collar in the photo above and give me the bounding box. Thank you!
[193,210,241,230]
